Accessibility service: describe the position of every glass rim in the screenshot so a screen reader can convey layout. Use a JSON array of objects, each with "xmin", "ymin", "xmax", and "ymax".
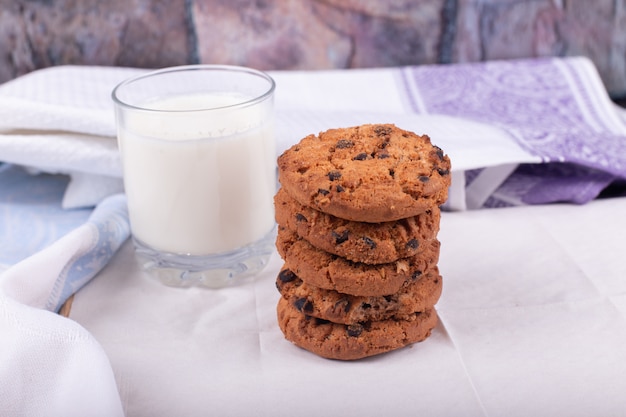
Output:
[{"xmin": 111, "ymin": 64, "xmax": 276, "ymax": 113}]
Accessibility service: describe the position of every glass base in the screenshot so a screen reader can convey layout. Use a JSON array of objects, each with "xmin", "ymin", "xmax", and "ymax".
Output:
[{"xmin": 133, "ymin": 227, "xmax": 276, "ymax": 288}]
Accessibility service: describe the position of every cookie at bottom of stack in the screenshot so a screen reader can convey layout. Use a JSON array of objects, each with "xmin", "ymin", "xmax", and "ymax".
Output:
[{"xmin": 277, "ymin": 297, "xmax": 438, "ymax": 361}]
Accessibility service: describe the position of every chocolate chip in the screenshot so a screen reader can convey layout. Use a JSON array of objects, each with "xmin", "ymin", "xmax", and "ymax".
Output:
[
  {"xmin": 419, "ymin": 176, "xmax": 430, "ymax": 182},
  {"xmin": 438, "ymin": 168, "xmax": 450, "ymax": 176},
  {"xmin": 295, "ymin": 213, "xmax": 307, "ymax": 222},
  {"xmin": 346, "ymin": 324, "xmax": 364, "ymax": 337},
  {"xmin": 314, "ymin": 317, "xmax": 331, "ymax": 325},
  {"xmin": 332, "ymin": 230, "xmax": 350, "ymax": 244},
  {"xmin": 411, "ymin": 271, "xmax": 422, "ymax": 280},
  {"xmin": 361, "ymin": 236, "xmax": 377, "ymax": 249},
  {"xmin": 373, "ymin": 125, "xmax": 392, "ymax": 137},
  {"xmin": 406, "ymin": 239, "xmax": 419, "ymax": 250},
  {"xmin": 361, "ymin": 303, "xmax": 372, "ymax": 310},
  {"xmin": 328, "ymin": 170, "xmax": 342, "ymax": 181},
  {"xmin": 294, "ymin": 297, "xmax": 314, "ymax": 313},
  {"xmin": 353, "ymin": 152, "xmax": 368, "ymax": 161},
  {"xmin": 377, "ymin": 152, "xmax": 390, "ymax": 159},
  {"xmin": 434, "ymin": 146, "xmax": 445, "ymax": 161},
  {"xmin": 318, "ymin": 188, "xmax": 330, "ymax": 196},
  {"xmin": 389, "ymin": 169, "xmax": 395, "ymax": 178},
  {"xmin": 336, "ymin": 139, "xmax": 354, "ymax": 149},
  {"xmin": 334, "ymin": 298, "xmax": 352, "ymax": 313},
  {"xmin": 278, "ymin": 269, "xmax": 297, "ymax": 283},
  {"xmin": 335, "ymin": 185, "xmax": 345, "ymax": 193}
]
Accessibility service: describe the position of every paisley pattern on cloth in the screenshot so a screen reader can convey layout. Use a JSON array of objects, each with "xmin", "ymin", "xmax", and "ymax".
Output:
[{"xmin": 400, "ymin": 56, "xmax": 626, "ymax": 208}]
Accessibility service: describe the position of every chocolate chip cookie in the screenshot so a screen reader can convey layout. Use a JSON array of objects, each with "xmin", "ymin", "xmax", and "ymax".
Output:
[
  {"xmin": 276, "ymin": 265, "xmax": 442, "ymax": 324},
  {"xmin": 277, "ymin": 296, "xmax": 438, "ymax": 360},
  {"xmin": 276, "ymin": 226, "xmax": 440, "ymax": 297},
  {"xmin": 275, "ymin": 187, "xmax": 440, "ymax": 264},
  {"xmin": 277, "ymin": 124, "xmax": 451, "ymax": 222}
]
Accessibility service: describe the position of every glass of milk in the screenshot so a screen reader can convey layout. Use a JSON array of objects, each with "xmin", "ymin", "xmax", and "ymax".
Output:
[{"xmin": 112, "ymin": 65, "xmax": 276, "ymax": 288}]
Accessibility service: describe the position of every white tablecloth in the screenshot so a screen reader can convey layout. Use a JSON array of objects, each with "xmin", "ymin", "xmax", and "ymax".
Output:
[{"xmin": 70, "ymin": 196, "xmax": 626, "ymax": 417}]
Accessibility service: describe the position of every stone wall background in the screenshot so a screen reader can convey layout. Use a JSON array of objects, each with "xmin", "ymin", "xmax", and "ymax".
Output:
[{"xmin": 1, "ymin": 0, "xmax": 625, "ymax": 99}]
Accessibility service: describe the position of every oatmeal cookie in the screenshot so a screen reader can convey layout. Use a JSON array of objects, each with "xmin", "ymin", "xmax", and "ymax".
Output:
[
  {"xmin": 275, "ymin": 226, "xmax": 440, "ymax": 297},
  {"xmin": 275, "ymin": 187, "xmax": 440, "ymax": 264},
  {"xmin": 276, "ymin": 266, "xmax": 442, "ymax": 324},
  {"xmin": 277, "ymin": 124, "xmax": 451, "ymax": 222},
  {"xmin": 277, "ymin": 296, "xmax": 438, "ymax": 360}
]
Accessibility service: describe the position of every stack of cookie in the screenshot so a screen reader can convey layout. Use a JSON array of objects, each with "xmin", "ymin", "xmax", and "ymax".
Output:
[{"xmin": 274, "ymin": 124, "xmax": 451, "ymax": 360}]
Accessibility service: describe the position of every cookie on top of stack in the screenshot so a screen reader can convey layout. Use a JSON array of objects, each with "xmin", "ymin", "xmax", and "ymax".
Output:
[{"xmin": 274, "ymin": 124, "xmax": 451, "ymax": 360}]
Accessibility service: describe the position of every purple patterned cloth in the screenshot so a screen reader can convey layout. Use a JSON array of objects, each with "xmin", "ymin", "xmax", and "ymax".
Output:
[{"xmin": 400, "ymin": 56, "xmax": 626, "ymax": 208}]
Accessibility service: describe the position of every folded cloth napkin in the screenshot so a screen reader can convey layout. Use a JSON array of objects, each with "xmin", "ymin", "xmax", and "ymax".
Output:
[
  {"xmin": 400, "ymin": 57, "xmax": 626, "ymax": 208},
  {"xmin": 0, "ymin": 57, "xmax": 625, "ymax": 210},
  {"xmin": 0, "ymin": 193, "xmax": 129, "ymax": 416},
  {"xmin": 0, "ymin": 65, "xmax": 143, "ymax": 208}
]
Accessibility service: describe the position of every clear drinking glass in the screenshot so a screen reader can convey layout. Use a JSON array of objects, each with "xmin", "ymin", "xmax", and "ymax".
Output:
[{"xmin": 112, "ymin": 65, "xmax": 276, "ymax": 288}]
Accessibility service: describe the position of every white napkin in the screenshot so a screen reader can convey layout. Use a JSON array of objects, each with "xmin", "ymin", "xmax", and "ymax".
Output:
[
  {"xmin": 0, "ymin": 66, "xmax": 143, "ymax": 208},
  {"xmin": 0, "ymin": 194, "xmax": 129, "ymax": 416}
]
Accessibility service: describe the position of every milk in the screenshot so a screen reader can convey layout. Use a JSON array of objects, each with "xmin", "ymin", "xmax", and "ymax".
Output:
[{"xmin": 118, "ymin": 92, "xmax": 276, "ymax": 256}]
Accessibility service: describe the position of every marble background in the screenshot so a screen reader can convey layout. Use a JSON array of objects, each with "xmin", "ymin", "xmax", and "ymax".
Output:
[{"xmin": 1, "ymin": 0, "xmax": 625, "ymax": 99}]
